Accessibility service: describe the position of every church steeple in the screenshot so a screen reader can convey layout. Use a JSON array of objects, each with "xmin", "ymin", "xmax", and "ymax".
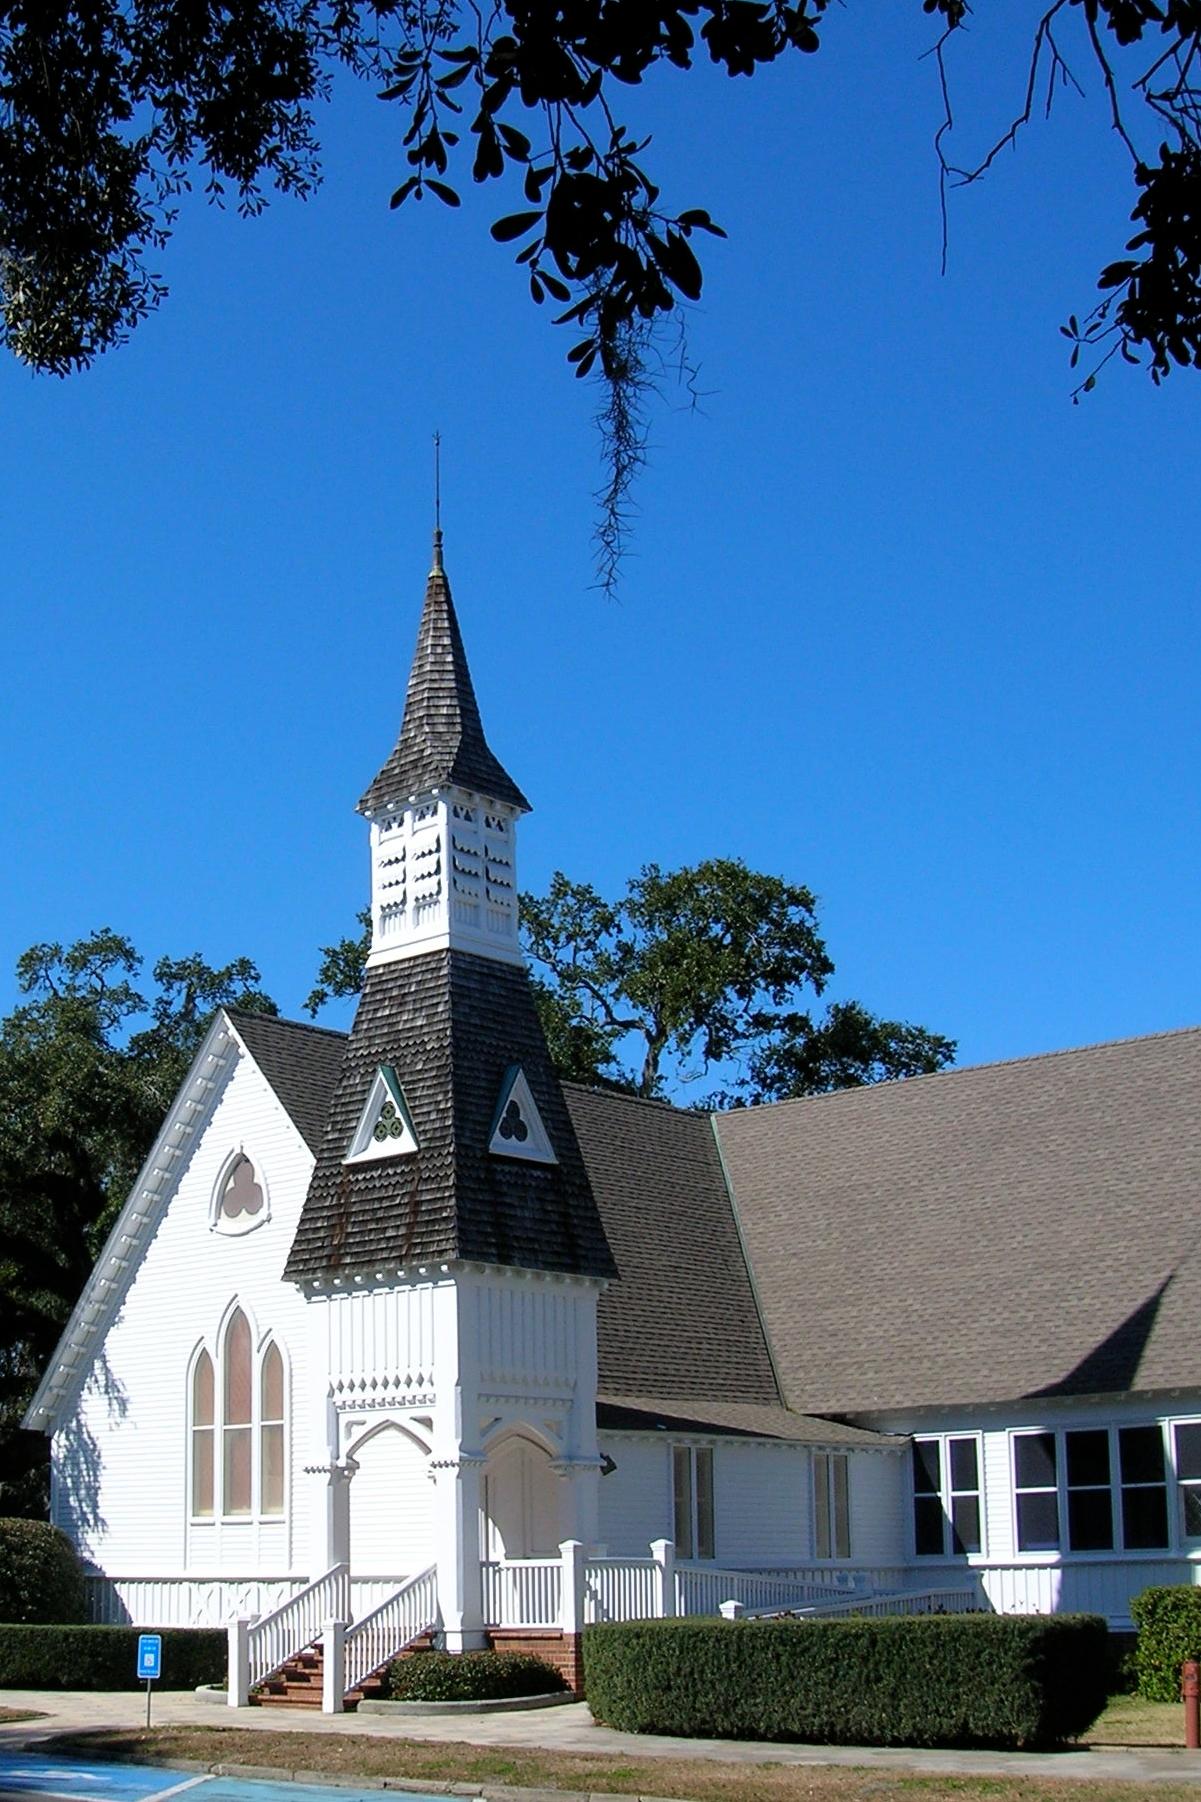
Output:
[
  {"xmin": 359, "ymin": 536, "xmax": 529, "ymax": 818},
  {"xmin": 360, "ymin": 538, "xmax": 529, "ymax": 969}
]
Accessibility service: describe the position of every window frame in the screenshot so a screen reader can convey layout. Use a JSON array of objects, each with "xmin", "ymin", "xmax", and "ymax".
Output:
[
  {"xmin": 1174, "ymin": 1419, "xmax": 1201, "ymax": 1544},
  {"xmin": 188, "ymin": 1307, "xmax": 288, "ymax": 1525},
  {"xmin": 671, "ymin": 1443, "xmax": 716, "ymax": 1562},
  {"xmin": 1009, "ymin": 1422, "xmax": 1177, "ymax": 1558},
  {"xmin": 910, "ymin": 1433, "xmax": 984, "ymax": 1559},
  {"xmin": 814, "ymin": 1450, "xmax": 852, "ymax": 1561}
]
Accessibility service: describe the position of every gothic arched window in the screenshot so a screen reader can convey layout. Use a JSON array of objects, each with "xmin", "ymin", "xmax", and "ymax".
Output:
[
  {"xmin": 189, "ymin": 1311, "xmax": 287, "ymax": 1522},
  {"xmin": 192, "ymin": 1351, "xmax": 215, "ymax": 1518},
  {"xmin": 223, "ymin": 1309, "xmax": 253, "ymax": 1515}
]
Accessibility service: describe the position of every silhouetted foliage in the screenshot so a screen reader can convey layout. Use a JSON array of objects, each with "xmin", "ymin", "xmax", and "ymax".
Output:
[
  {"xmin": 0, "ymin": 932, "xmax": 275, "ymax": 1516},
  {"xmin": 3, "ymin": 4, "xmax": 1199, "ymax": 577}
]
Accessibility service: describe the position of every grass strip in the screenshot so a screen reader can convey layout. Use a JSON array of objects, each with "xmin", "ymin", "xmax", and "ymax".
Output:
[{"xmin": 37, "ymin": 1725, "xmax": 1201, "ymax": 1802}]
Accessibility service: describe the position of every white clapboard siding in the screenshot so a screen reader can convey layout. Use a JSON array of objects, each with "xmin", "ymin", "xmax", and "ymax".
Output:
[
  {"xmin": 52, "ymin": 1045, "xmax": 315, "ymax": 1579},
  {"xmin": 848, "ymin": 1449, "xmax": 907, "ymax": 1565},
  {"xmin": 597, "ymin": 1437, "xmax": 670, "ymax": 1554}
]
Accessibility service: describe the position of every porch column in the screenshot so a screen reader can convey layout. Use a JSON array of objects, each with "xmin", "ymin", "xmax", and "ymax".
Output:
[
  {"xmin": 551, "ymin": 1457, "xmax": 604, "ymax": 1551},
  {"xmin": 430, "ymin": 1453, "xmax": 487, "ymax": 1651},
  {"xmin": 303, "ymin": 1456, "xmax": 357, "ymax": 1574}
]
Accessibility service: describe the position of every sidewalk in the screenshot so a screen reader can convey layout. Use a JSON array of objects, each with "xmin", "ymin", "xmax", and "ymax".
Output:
[{"xmin": 4, "ymin": 1689, "xmax": 1201, "ymax": 1785}]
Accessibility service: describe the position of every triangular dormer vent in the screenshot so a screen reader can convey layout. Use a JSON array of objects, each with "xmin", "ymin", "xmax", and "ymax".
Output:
[
  {"xmin": 344, "ymin": 1066, "xmax": 419, "ymax": 1164},
  {"xmin": 488, "ymin": 1066, "xmax": 557, "ymax": 1166}
]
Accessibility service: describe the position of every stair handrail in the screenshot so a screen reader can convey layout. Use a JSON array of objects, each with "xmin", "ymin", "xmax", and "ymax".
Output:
[
  {"xmin": 245, "ymin": 1562, "xmax": 350, "ymax": 1690},
  {"xmin": 343, "ymin": 1565, "xmax": 438, "ymax": 1696}
]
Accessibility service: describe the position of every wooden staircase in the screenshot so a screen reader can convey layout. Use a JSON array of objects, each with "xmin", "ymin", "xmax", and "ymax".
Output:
[
  {"xmin": 251, "ymin": 1642, "xmax": 388, "ymax": 1711},
  {"xmin": 251, "ymin": 1630, "xmax": 435, "ymax": 1710}
]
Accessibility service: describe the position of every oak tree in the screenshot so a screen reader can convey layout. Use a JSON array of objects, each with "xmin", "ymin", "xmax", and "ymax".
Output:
[{"xmin": 2, "ymin": 3, "xmax": 1199, "ymax": 579}]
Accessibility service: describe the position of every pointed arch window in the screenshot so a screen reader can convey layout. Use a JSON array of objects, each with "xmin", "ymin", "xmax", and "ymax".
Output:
[
  {"xmin": 261, "ymin": 1342, "xmax": 285, "ymax": 1515},
  {"xmin": 189, "ymin": 1310, "xmax": 288, "ymax": 1522},
  {"xmin": 192, "ymin": 1352, "xmax": 215, "ymax": 1518},
  {"xmin": 223, "ymin": 1309, "xmax": 253, "ymax": 1514}
]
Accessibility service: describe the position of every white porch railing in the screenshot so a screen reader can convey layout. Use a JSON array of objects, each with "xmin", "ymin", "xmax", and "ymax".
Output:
[
  {"xmin": 343, "ymin": 1566, "xmax": 438, "ymax": 1697},
  {"xmin": 789, "ymin": 1586, "xmax": 982, "ymax": 1619},
  {"xmin": 228, "ymin": 1562, "xmax": 350, "ymax": 1704},
  {"xmin": 84, "ymin": 1574, "xmax": 308, "ymax": 1627},
  {"xmin": 481, "ymin": 1557, "xmax": 563, "ymax": 1628},
  {"xmin": 584, "ymin": 1556, "xmax": 658, "ymax": 1623},
  {"xmin": 675, "ymin": 1563, "xmax": 854, "ymax": 1617}
]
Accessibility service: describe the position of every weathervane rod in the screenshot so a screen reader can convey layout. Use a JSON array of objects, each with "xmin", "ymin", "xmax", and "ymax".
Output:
[{"xmin": 431, "ymin": 431, "xmax": 444, "ymax": 571}]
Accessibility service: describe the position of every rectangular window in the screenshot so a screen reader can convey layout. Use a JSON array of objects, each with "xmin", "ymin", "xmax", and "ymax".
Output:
[
  {"xmin": 815, "ymin": 1451, "xmax": 851, "ymax": 1559},
  {"xmin": 911, "ymin": 1436, "xmax": 981, "ymax": 1555},
  {"xmin": 1119, "ymin": 1425, "xmax": 1168, "ymax": 1549},
  {"xmin": 1065, "ymin": 1429, "xmax": 1113, "ymax": 1551},
  {"xmin": 1176, "ymin": 1424, "xmax": 1201, "ymax": 1540},
  {"xmin": 672, "ymin": 1446, "xmax": 715, "ymax": 1560},
  {"xmin": 1014, "ymin": 1431, "xmax": 1059, "ymax": 1550}
]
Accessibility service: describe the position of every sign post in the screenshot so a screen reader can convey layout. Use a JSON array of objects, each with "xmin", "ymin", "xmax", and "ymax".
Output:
[{"xmin": 137, "ymin": 1633, "xmax": 162, "ymax": 1730}]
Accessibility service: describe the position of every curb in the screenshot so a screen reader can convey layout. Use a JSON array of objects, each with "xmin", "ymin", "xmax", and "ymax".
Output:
[{"xmin": 357, "ymin": 1695, "xmax": 574, "ymax": 1717}]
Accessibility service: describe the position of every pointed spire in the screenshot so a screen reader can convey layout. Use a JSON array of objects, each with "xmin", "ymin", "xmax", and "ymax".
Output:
[{"xmin": 359, "ymin": 540, "xmax": 530, "ymax": 815}]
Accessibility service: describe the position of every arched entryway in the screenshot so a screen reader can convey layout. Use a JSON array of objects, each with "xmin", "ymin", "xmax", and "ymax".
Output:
[
  {"xmin": 347, "ymin": 1422, "xmax": 435, "ymax": 1578},
  {"xmin": 483, "ymin": 1434, "xmax": 561, "ymax": 1559}
]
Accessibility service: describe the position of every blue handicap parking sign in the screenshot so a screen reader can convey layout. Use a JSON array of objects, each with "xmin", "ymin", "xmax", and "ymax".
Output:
[{"xmin": 136, "ymin": 1634, "xmax": 162, "ymax": 1681}]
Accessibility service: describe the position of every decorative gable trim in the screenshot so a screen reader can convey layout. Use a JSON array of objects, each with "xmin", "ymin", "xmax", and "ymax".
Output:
[
  {"xmin": 22, "ymin": 1011, "xmax": 244, "ymax": 1432},
  {"xmin": 344, "ymin": 1065, "xmax": 419, "ymax": 1163},
  {"xmin": 488, "ymin": 1065, "xmax": 558, "ymax": 1166}
]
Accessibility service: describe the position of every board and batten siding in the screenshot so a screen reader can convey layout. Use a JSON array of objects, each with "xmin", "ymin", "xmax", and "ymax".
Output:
[{"xmin": 50, "ymin": 1045, "xmax": 316, "ymax": 1582}]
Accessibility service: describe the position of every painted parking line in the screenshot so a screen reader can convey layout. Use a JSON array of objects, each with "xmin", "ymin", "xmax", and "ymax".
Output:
[{"xmin": 0, "ymin": 1757, "xmax": 445, "ymax": 1802}]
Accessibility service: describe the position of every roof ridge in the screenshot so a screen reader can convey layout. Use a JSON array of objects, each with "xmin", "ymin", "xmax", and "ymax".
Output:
[
  {"xmin": 560, "ymin": 1080, "xmax": 697, "ymax": 1117},
  {"xmin": 227, "ymin": 1007, "xmax": 349, "ymax": 1043},
  {"xmin": 724, "ymin": 1020, "xmax": 1201, "ymax": 1117}
]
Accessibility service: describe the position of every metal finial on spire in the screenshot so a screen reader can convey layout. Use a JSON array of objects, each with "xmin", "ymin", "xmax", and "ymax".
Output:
[{"xmin": 431, "ymin": 431, "xmax": 444, "ymax": 572}]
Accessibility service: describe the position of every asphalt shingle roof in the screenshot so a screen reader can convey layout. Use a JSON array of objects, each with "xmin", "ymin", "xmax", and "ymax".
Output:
[
  {"xmin": 563, "ymin": 1085, "xmax": 781, "ymax": 1407},
  {"xmin": 284, "ymin": 952, "xmax": 615, "ymax": 1283},
  {"xmin": 359, "ymin": 545, "xmax": 529, "ymax": 815},
  {"xmin": 596, "ymin": 1394, "xmax": 898, "ymax": 1447},
  {"xmin": 229, "ymin": 1011, "xmax": 347, "ymax": 1154},
  {"xmin": 714, "ymin": 1026, "xmax": 1201, "ymax": 1414}
]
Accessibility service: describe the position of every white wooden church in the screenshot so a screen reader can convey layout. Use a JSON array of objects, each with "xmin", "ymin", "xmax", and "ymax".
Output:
[{"xmin": 24, "ymin": 532, "xmax": 1201, "ymax": 1707}]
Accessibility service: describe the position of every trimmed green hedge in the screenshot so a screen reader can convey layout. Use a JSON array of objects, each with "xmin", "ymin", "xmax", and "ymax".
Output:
[
  {"xmin": 0, "ymin": 1521, "xmax": 87, "ymax": 1625},
  {"xmin": 383, "ymin": 1649, "xmax": 566, "ymax": 1701},
  {"xmin": 583, "ymin": 1614, "xmax": 1110, "ymax": 1748},
  {"xmin": 1131, "ymin": 1587, "xmax": 1201, "ymax": 1701},
  {"xmin": 0, "ymin": 1625, "xmax": 225, "ymax": 1690}
]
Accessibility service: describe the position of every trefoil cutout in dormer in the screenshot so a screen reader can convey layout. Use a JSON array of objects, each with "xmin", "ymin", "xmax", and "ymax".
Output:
[
  {"xmin": 488, "ymin": 1066, "xmax": 557, "ymax": 1166},
  {"xmin": 344, "ymin": 1066, "xmax": 419, "ymax": 1164}
]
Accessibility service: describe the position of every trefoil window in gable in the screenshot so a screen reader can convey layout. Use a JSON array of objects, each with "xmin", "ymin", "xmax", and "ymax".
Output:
[
  {"xmin": 210, "ymin": 1151, "xmax": 269, "ymax": 1237},
  {"xmin": 344, "ymin": 1066, "xmax": 419, "ymax": 1164},
  {"xmin": 488, "ymin": 1066, "xmax": 557, "ymax": 1165}
]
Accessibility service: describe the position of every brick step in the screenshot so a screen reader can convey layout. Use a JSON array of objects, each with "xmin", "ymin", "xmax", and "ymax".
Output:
[{"xmin": 250, "ymin": 1644, "xmax": 393, "ymax": 1710}]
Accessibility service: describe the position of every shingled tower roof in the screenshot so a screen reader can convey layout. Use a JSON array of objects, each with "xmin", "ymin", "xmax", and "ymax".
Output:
[
  {"xmin": 286, "ymin": 534, "xmax": 615, "ymax": 1287},
  {"xmin": 358, "ymin": 531, "xmax": 529, "ymax": 815}
]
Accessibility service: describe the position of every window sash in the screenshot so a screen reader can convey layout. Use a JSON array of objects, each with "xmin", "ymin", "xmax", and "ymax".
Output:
[
  {"xmin": 673, "ymin": 1445, "xmax": 715, "ymax": 1562},
  {"xmin": 816, "ymin": 1452, "xmax": 850, "ymax": 1559},
  {"xmin": 1014, "ymin": 1432, "xmax": 1059, "ymax": 1551},
  {"xmin": 1015, "ymin": 1424, "xmax": 1174, "ymax": 1556},
  {"xmin": 912, "ymin": 1436, "xmax": 980, "ymax": 1556}
]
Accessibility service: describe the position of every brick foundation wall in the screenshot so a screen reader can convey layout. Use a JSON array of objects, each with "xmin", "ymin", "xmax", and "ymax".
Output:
[{"xmin": 485, "ymin": 1627, "xmax": 584, "ymax": 1696}]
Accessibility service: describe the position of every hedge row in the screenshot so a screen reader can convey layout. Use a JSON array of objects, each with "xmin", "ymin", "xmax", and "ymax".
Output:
[
  {"xmin": 1131, "ymin": 1587, "xmax": 1201, "ymax": 1701},
  {"xmin": 0, "ymin": 1625, "xmax": 225, "ymax": 1690},
  {"xmin": 383, "ymin": 1649, "xmax": 566, "ymax": 1701},
  {"xmin": 0, "ymin": 1522, "xmax": 87, "ymax": 1625},
  {"xmin": 583, "ymin": 1614, "xmax": 1110, "ymax": 1749}
]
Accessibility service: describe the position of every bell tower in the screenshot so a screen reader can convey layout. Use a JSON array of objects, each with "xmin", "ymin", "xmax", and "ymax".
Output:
[{"xmin": 358, "ymin": 529, "xmax": 530, "ymax": 968}]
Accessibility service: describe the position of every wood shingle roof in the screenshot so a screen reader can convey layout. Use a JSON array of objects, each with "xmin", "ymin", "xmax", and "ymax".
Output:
[{"xmin": 358, "ymin": 543, "xmax": 529, "ymax": 815}]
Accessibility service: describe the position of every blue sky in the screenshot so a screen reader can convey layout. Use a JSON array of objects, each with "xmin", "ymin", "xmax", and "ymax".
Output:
[{"xmin": 1, "ymin": 4, "xmax": 1197, "ymax": 1077}]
